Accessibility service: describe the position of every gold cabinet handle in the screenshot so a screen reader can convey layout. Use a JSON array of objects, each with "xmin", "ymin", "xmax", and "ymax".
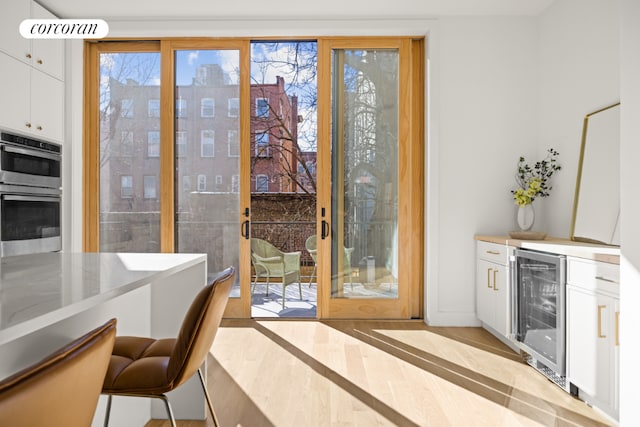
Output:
[
  {"xmin": 36, "ymin": 125, "xmax": 43, "ymax": 131},
  {"xmin": 486, "ymin": 250, "xmax": 500, "ymax": 255},
  {"xmin": 493, "ymin": 269, "xmax": 499, "ymax": 291},
  {"xmin": 26, "ymin": 53, "xmax": 32, "ymax": 59},
  {"xmin": 597, "ymin": 305, "xmax": 607, "ymax": 338},
  {"xmin": 487, "ymin": 268, "xmax": 493, "ymax": 288},
  {"xmin": 25, "ymin": 122, "xmax": 32, "ymax": 128},
  {"xmin": 595, "ymin": 275, "xmax": 619, "ymax": 284},
  {"xmin": 37, "ymin": 59, "xmax": 43, "ymax": 64},
  {"xmin": 615, "ymin": 311, "xmax": 619, "ymax": 346}
]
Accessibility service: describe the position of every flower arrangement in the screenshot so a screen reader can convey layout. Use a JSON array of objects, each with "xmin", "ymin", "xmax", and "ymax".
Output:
[{"xmin": 511, "ymin": 148, "xmax": 561, "ymax": 207}]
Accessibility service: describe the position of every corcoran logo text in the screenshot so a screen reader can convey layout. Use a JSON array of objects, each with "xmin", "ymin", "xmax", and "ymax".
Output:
[{"xmin": 19, "ymin": 19, "xmax": 109, "ymax": 39}]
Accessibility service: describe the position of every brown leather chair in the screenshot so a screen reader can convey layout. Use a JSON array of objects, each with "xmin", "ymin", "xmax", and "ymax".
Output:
[
  {"xmin": 102, "ymin": 266, "xmax": 235, "ymax": 427},
  {"xmin": 0, "ymin": 318, "xmax": 117, "ymax": 427}
]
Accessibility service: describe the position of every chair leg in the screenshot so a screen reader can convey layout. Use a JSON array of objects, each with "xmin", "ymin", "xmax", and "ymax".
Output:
[
  {"xmin": 158, "ymin": 394, "xmax": 178, "ymax": 427},
  {"xmin": 198, "ymin": 368, "xmax": 220, "ymax": 427},
  {"xmin": 103, "ymin": 395, "xmax": 112, "ymax": 427},
  {"xmin": 308, "ymin": 265, "xmax": 316, "ymax": 287}
]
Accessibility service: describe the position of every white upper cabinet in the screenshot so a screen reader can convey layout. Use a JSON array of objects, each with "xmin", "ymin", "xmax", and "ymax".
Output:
[{"xmin": 0, "ymin": 0, "xmax": 64, "ymax": 81}]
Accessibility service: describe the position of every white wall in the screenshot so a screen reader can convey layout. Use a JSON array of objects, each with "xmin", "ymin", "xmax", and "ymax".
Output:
[
  {"xmin": 427, "ymin": 16, "xmax": 537, "ymax": 325},
  {"xmin": 537, "ymin": 0, "xmax": 620, "ymax": 237},
  {"xmin": 619, "ymin": 0, "xmax": 640, "ymax": 424}
]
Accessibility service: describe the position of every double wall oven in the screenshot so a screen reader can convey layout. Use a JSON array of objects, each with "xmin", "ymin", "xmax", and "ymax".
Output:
[
  {"xmin": 0, "ymin": 132, "xmax": 61, "ymax": 257},
  {"xmin": 510, "ymin": 248, "xmax": 568, "ymax": 391}
]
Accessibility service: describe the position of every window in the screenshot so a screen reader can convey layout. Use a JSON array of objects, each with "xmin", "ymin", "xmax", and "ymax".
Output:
[
  {"xmin": 176, "ymin": 98, "xmax": 187, "ymax": 117},
  {"xmin": 255, "ymin": 132, "xmax": 269, "ymax": 157},
  {"xmin": 121, "ymin": 175, "xmax": 133, "ymax": 198},
  {"xmin": 120, "ymin": 131, "xmax": 133, "ymax": 157},
  {"xmin": 121, "ymin": 99, "xmax": 134, "ymax": 118},
  {"xmin": 201, "ymin": 130, "xmax": 215, "ymax": 157},
  {"xmin": 143, "ymin": 175, "xmax": 157, "ymax": 199},
  {"xmin": 147, "ymin": 131, "xmax": 160, "ymax": 157},
  {"xmin": 215, "ymin": 175, "xmax": 222, "ymax": 185},
  {"xmin": 183, "ymin": 175, "xmax": 191, "ymax": 192},
  {"xmin": 231, "ymin": 175, "xmax": 239, "ymax": 193},
  {"xmin": 228, "ymin": 130, "xmax": 239, "ymax": 157},
  {"xmin": 201, "ymin": 98, "xmax": 214, "ymax": 117},
  {"xmin": 228, "ymin": 98, "xmax": 239, "ymax": 117},
  {"xmin": 148, "ymin": 99, "xmax": 160, "ymax": 117},
  {"xmin": 256, "ymin": 174, "xmax": 269, "ymax": 192},
  {"xmin": 256, "ymin": 98, "xmax": 269, "ymax": 118},
  {"xmin": 197, "ymin": 174, "xmax": 206, "ymax": 192},
  {"xmin": 176, "ymin": 131, "xmax": 187, "ymax": 157}
]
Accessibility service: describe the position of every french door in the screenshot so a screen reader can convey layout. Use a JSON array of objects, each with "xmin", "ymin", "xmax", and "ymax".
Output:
[
  {"xmin": 316, "ymin": 38, "xmax": 423, "ymax": 318},
  {"xmin": 84, "ymin": 37, "xmax": 423, "ymax": 319}
]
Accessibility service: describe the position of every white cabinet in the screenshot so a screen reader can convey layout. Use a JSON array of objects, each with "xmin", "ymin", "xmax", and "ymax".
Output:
[
  {"xmin": 476, "ymin": 241, "xmax": 511, "ymax": 337},
  {"xmin": 0, "ymin": 0, "xmax": 64, "ymax": 142},
  {"xmin": 0, "ymin": 53, "xmax": 64, "ymax": 142},
  {"xmin": 0, "ymin": 0, "xmax": 64, "ymax": 80},
  {"xmin": 567, "ymin": 257, "xmax": 619, "ymax": 421}
]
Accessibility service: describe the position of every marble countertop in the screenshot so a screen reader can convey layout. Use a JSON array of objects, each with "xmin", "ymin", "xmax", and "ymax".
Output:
[
  {"xmin": 475, "ymin": 235, "xmax": 620, "ymax": 264},
  {"xmin": 0, "ymin": 252, "xmax": 206, "ymax": 345}
]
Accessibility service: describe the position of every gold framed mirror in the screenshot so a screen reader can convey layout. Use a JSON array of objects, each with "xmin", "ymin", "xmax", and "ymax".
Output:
[{"xmin": 570, "ymin": 102, "xmax": 620, "ymax": 245}]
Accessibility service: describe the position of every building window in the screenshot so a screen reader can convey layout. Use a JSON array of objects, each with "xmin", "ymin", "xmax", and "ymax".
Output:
[
  {"xmin": 256, "ymin": 98, "xmax": 269, "ymax": 118},
  {"xmin": 183, "ymin": 175, "xmax": 191, "ymax": 192},
  {"xmin": 215, "ymin": 175, "xmax": 222, "ymax": 185},
  {"xmin": 143, "ymin": 175, "xmax": 157, "ymax": 199},
  {"xmin": 228, "ymin": 98, "xmax": 239, "ymax": 117},
  {"xmin": 176, "ymin": 98, "xmax": 187, "ymax": 118},
  {"xmin": 256, "ymin": 174, "xmax": 269, "ymax": 192},
  {"xmin": 147, "ymin": 131, "xmax": 160, "ymax": 157},
  {"xmin": 255, "ymin": 132, "xmax": 269, "ymax": 157},
  {"xmin": 201, "ymin": 130, "xmax": 215, "ymax": 157},
  {"xmin": 176, "ymin": 131, "xmax": 187, "ymax": 157},
  {"xmin": 120, "ymin": 131, "xmax": 133, "ymax": 157},
  {"xmin": 148, "ymin": 99, "xmax": 160, "ymax": 118},
  {"xmin": 228, "ymin": 130, "xmax": 239, "ymax": 157},
  {"xmin": 121, "ymin": 99, "xmax": 134, "ymax": 118},
  {"xmin": 201, "ymin": 98, "xmax": 215, "ymax": 118},
  {"xmin": 231, "ymin": 175, "xmax": 239, "ymax": 193},
  {"xmin": 121, "ymin": 175, "xmax": 133, "ymax": 198},
  {"xmin": 197, "ymin": 174, "xmax": 206, "ymax": 192}
]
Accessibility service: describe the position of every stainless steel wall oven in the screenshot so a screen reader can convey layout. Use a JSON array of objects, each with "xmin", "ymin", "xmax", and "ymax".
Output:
[
  {"xmin": 511, "ymin": 248, "xmax": 568, "ymax": 390},
  {"xmin": 0, "ymin": 132, "xmax": 61, "ymax": 257}
]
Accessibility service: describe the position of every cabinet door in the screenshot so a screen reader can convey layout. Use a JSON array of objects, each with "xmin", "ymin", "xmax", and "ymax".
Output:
[
  {"xmin": 492, "ymin": 264, "xmax": 509, "ymax": 336},
  {"xmin": 476, "ymin": 259, "xmax": 495, "ymax": 326},
  {"xmin": 0, "ymin": 54, "xmax": 30, "ymax": 135},
  {"xmin": 567, "ymin": 285, "xmax": 612, "ymax": 405},
  {"xmin": 0, "ymin": 0, "xmax": 30, "ymax": 63},
  {"xmin": 30, "ymin": 69, "xmax": 64, "ymax": 142},
  {"xmin": 31, "ymin": 2, "xmax": 64, "ymax": 80}
]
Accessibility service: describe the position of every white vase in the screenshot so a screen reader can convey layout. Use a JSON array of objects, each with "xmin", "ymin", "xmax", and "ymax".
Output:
[{"xmin": 517, "ymin": 204, "xmax": 535, "ymax": 231}]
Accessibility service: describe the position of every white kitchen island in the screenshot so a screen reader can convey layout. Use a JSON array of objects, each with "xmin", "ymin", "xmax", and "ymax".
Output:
[{"xmin": 0, "ymin": 251, "xmax": 209, "ymax": 426}]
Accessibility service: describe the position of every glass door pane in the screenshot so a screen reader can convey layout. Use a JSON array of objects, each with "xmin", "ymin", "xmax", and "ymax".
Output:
[
  {"xmin": 98, "ymin": 51, "xmax": 161, "ymax": 252},
  {"xmin": 174, "ymin": 49, "xmax": 241, "ymax": 291},
  {"xmin": 331, "ymin": 48, "xmax": 399, "ymax": 299}
]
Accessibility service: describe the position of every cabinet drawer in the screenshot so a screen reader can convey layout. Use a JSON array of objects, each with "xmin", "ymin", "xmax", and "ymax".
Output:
[
  {"xmin": 477, "ymin": 241, "xmax": 510, "ymax": 265},
  {"xmin": 567, "ymin": 257, "xmax": 619, "ymax": 296}
]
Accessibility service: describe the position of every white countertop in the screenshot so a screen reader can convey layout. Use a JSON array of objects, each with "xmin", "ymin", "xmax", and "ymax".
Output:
[{"xmin": 0, "ymin": 252, "xmax": 206, "ymax": 345}]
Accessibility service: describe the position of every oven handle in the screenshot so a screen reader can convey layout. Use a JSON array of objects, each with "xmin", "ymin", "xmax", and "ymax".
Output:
[
  {"xmin": 1, "ymin": 144, "xmax": 61, "ymax": 162},
  {"xmin": 509, "ymin": 254, "xmax": 518, "ymax": 341},
  {"xmin": 1, "ymin": 194, "xmax": 60, "ymax": 202}
]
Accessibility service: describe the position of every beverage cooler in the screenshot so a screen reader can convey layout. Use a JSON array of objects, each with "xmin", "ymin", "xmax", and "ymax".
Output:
[{"xmin": 510, "ymin": 248, "xmax": 568, "ymax": 390}]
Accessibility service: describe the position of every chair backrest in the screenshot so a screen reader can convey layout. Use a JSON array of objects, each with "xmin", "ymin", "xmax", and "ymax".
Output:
[
  {"xmin": 0, "ymin": 318, "xmax": 117, "ymax": 427},
  {"xmin": 305, "ymin": 235, "xmax": 317, "ymax": 252},
  {"xmin": 251, "ymin": 238, "xmax": 282, "ymax": 258},
  {"xmin": 168, "ymin": 266, "xmax": 235, "ymax": 388}
]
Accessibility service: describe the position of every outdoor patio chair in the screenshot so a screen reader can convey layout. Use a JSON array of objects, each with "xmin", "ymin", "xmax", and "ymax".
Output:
[
  {"xmin": 305, "ymin": 235, "xmax": 354, "ymax": 289},
  {"xmin": 251, "ymin": 238, "xmax": 302, "ymax": 309}
]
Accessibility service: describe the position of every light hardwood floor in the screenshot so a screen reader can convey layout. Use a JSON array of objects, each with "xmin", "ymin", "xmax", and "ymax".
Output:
[{"xmin": 145, "ymin": 320, "xmax": 614, "ymax": 427}]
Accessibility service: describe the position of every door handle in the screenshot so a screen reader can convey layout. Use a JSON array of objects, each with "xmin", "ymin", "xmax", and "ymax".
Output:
[
  {"xmin": 597, "ymin": 305, "xmax": 607, "ymax": 338},
  {"xmin": 321, "ymin": 220, "xmax": 329, "ymax": 240},
  {"xmin": 487, "ymin": 268, "xmax": 493, "ymax": 288},
  {"xmin": 241, "ymin": 207, "xmax": 250, "ymax": 240},
  {"xmin": 493, "ymin": 269, "xmax": 499, "ymax": 291}
]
